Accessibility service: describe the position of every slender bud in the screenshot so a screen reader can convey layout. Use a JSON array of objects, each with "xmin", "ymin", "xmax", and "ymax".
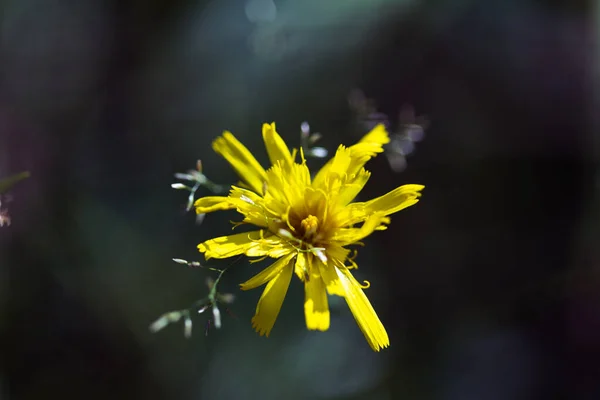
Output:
[
  {"xmin": 171, "ymin": 183, "xmax": 189, "ymax": 190},
  {"xmin": 212, "ymin": 305, "xmax": 222, "ymax": 329},
  {"xmin": 184, "ymin": 316, "xmax": 193, "ymax": 338}
]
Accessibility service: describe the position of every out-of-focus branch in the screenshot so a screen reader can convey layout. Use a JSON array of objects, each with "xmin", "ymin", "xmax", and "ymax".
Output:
[{"xmin": 149, "ymin": 259, "xmax": 235, "ymax": 338}]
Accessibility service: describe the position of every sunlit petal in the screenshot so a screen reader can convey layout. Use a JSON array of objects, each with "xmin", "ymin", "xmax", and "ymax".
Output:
[
  {"xmin": 229, "ymin": 186, "xmax": 273, "ymax": 228},
  {"xmin": 332, "ymin": 213, "xmax": 390, "ymax": 245},
  {"xmin": 363, "ymin": 184, "xmax": 424, "ymax": 216},
  {"xmin": 312, "ymin": 145, "xmax": 352, "ymax": 190},
  {"xmin": 337, "ymin": 168, "xmax": 371, "ymax": 206},
  {"xmin": 336, "ymin": 266, "xmax": 389, "ymax": 351},
  {"xmin": 262, "ymin": 122, "xmax": 293, "ymax": 167},
  {"xmin": 213, "ymin": 131, "xmax": 267, "ymax": 194},
  {"xmin": 346, "ymin": 124, "xmax": 390, "ymax": 175},
  {"xmin": 240, "ymin": 253, "xmax": 296, "ymax": 290},
  {"xmin": 358, "ymin": 123, "xmax": 390, "ymax": 146},
  {"xmin": 198, "ymin": 230, "xmax": 264, "ymax": 260},
  {"xmin": 336, "ymin": 184, "xmax": 424, "ymax": 227}
]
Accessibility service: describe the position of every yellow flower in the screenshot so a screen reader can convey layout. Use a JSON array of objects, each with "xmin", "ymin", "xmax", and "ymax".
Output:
[{"xmin": 195, "ymin": 122, "xmax": 424, "ymax": 351}]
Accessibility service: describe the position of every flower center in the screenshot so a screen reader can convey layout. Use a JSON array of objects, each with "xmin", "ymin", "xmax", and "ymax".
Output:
[{"xmin": 300, "ymin": 215, "xmax": 319, "ymax": 241}]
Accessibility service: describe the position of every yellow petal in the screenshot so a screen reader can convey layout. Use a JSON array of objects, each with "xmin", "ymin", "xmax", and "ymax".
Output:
[
  {"xmin": 251, "ymin": 260, "xmax": 294, "ymax": 336},
  {"xmin": 316, "ymin": 256, "xmax": 345, "ymax": 297},
  {"xmin": 363, "ymin": 184, "xmax": 424, "ymax": 216},
  {"xmin": 194, "ymin": 196, "xmax": 234, "ymax": 214},
  {"xmin": 289, "ymin": 160, "xmax": 311, "ymax": 188},
  {"xmin": 244, "ymin": 235, "xmax": 292, "ymax": 258},
  {"xmin": 263, "ymin": 162, "xmax": 293, "ymax": 205},
  {"xmin": 346, "ymin": 124, "xmax": 390, "ymax": 176},
  {"xmin": 304, "ymin": 264, "xmax": 330, "ymax": 331},
  {"xmin": 358, "ymin": 123, "xmax": 390, "ymax": 146},
  {"xmin": 229, "ymin": 186, "xmax": 272, "ymax": 228},
  {"xmin": 198, "ymin": 230, "xmax": 264, "ymax": 260},
  {"xmin": 334, "ymin": 203, "xmax": 368, "ymax": 227},
  {"xmin": 262, "ymin": 122, "xmax": 293, "ymax": 167},
  {"xmin": 213, "ymin": 131, "xmax": 267, "ymax": 194},
  {"xmin": 294, "ymin": 252, "xmax": 308, "ymax": 281},
  {"xmin": 337, "ymin": 168, "xmax": 371, "ymax": 206},
  {"xmin": 336, "ymin": 184, "xmax": 424, "ymax": 227},
  {"xmin": 336, "ymin": 266, "xmax": 389, "ymax": 351},
  {"xmin": 240, "ymin": 253, "xmax": 296, "ymax": 290},
  {"xmin": 312, "ymin": 124, "xmax": 388, "ymax": 190},
  {"xmin": 311, "ymin": 145, "xmax": 351, "ymax": 190},
  {"xmin": 332, "ymin": 213, "xmax": 390, "ymax": 245}
]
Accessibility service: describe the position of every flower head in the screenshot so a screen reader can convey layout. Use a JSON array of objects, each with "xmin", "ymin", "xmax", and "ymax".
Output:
[{"xmin": 194, "ymin": 122, "xmax": 424, "ymax": 351}]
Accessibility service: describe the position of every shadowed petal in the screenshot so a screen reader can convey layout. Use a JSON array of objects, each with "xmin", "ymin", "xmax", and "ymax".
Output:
[
  {"xmin": 194, "ymin": 196, "xmax": 234, "ymax": 214},
  {"xmin": 317, "ymin": 257, "xmax": 346, "ymax": 297},
  {"xmin": 251, "ymin": 258, "xmax": 294, "ymax": 336}
]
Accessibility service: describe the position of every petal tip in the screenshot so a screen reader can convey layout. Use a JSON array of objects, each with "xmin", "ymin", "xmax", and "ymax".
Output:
[
  {"xmin": 372, "ymin": 341, "xmax": 390, "ymax": 352},
  {"xmin": 251, "ymin": 318, "xmax": 272, "ymax": 337}
]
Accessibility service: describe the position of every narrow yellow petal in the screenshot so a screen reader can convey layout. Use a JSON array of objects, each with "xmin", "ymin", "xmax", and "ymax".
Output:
[
  {"xmin": 304, "ymin": 264, "xmax": 330, "ymax": 331},
  {"xmin": 229, "ymin": 186, "xmax": 272, "ymax": 228},
  {"xmin": 312, "ymin": 124, "xmax": 388, "ymax": 190},
  {"xmin": 294, "ymin": 252, "xmax": 308, "ymax": 281},
  {"xmin": 332, "ymin": 213, "xmax": 390, "ymax": 245},
  {"xmin": 346, "ymin": 124, "xmax": 390, "ymax": 176},
  {"xmin": 312, "ymin": 145, "xmax": 351, "ymax": 190},
  {"xmin": 244, "ymin": 235, "xmax": 292, "ymax": 258},
  {"xmin": 316, "ymin": 257, "xmax": 346, "ymax": 297},
  {"xmin": 335, "ymin": 266, "xmax": 389, "ymax": 351},
  {"xmin": 289, "ymin": 161, "xmax": 311, "ymax": 188},
  {"xmin": 213, "ymin": 131, "xmax": 267, "ymax": 194},
  {"xmin": 363, "ymin": 184, "xmax": 424, "ymax": 216},
  {"xmin": 334, "ymin": 203, "xmax": 369, "ymax": 227},
  {"xmin": 240, "ymin": 253, "xmax": 295, "ymax": 290},
  {"xmin": 337, "ymin": 168, "xmax": 371, "ymax": 206},
  {"xmin": 194, "ymin": 196, "xmax": 234, "ymax": 214},
  {"xmin": 198, "ymin": 230, "xmax": 264, "ymax": 260},
  {"xmin": 251, "ymin": 260, "xmax": 294, "ymax": 337},
  {"xmin": 358, "ymin": 123, "xmax": 390, "ymax": 146},
  {"xmin": 327, "ymin": 146, "xmax": 353, "ymax": 178},
  {"xmin": 336, "ymin": 184, "xmax": 424, "ymax": 227},
  {"xmin": 262, "ymin": 122, "xmax": 293, "ymax": 167},
  {"xmin": 263, "ymin": 162, "xmax": 293, "ymax": 205}
]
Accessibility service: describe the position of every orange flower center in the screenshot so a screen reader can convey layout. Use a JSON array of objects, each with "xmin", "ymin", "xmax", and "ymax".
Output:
[{"xmin": 300, "ymin": 215, "xmax": 319, "ymax": 241}]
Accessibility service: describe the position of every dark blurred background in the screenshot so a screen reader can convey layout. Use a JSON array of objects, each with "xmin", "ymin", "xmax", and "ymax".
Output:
[{"xmin": 1, "ymin": 0, "xmax": 598, "ymax": 399}]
